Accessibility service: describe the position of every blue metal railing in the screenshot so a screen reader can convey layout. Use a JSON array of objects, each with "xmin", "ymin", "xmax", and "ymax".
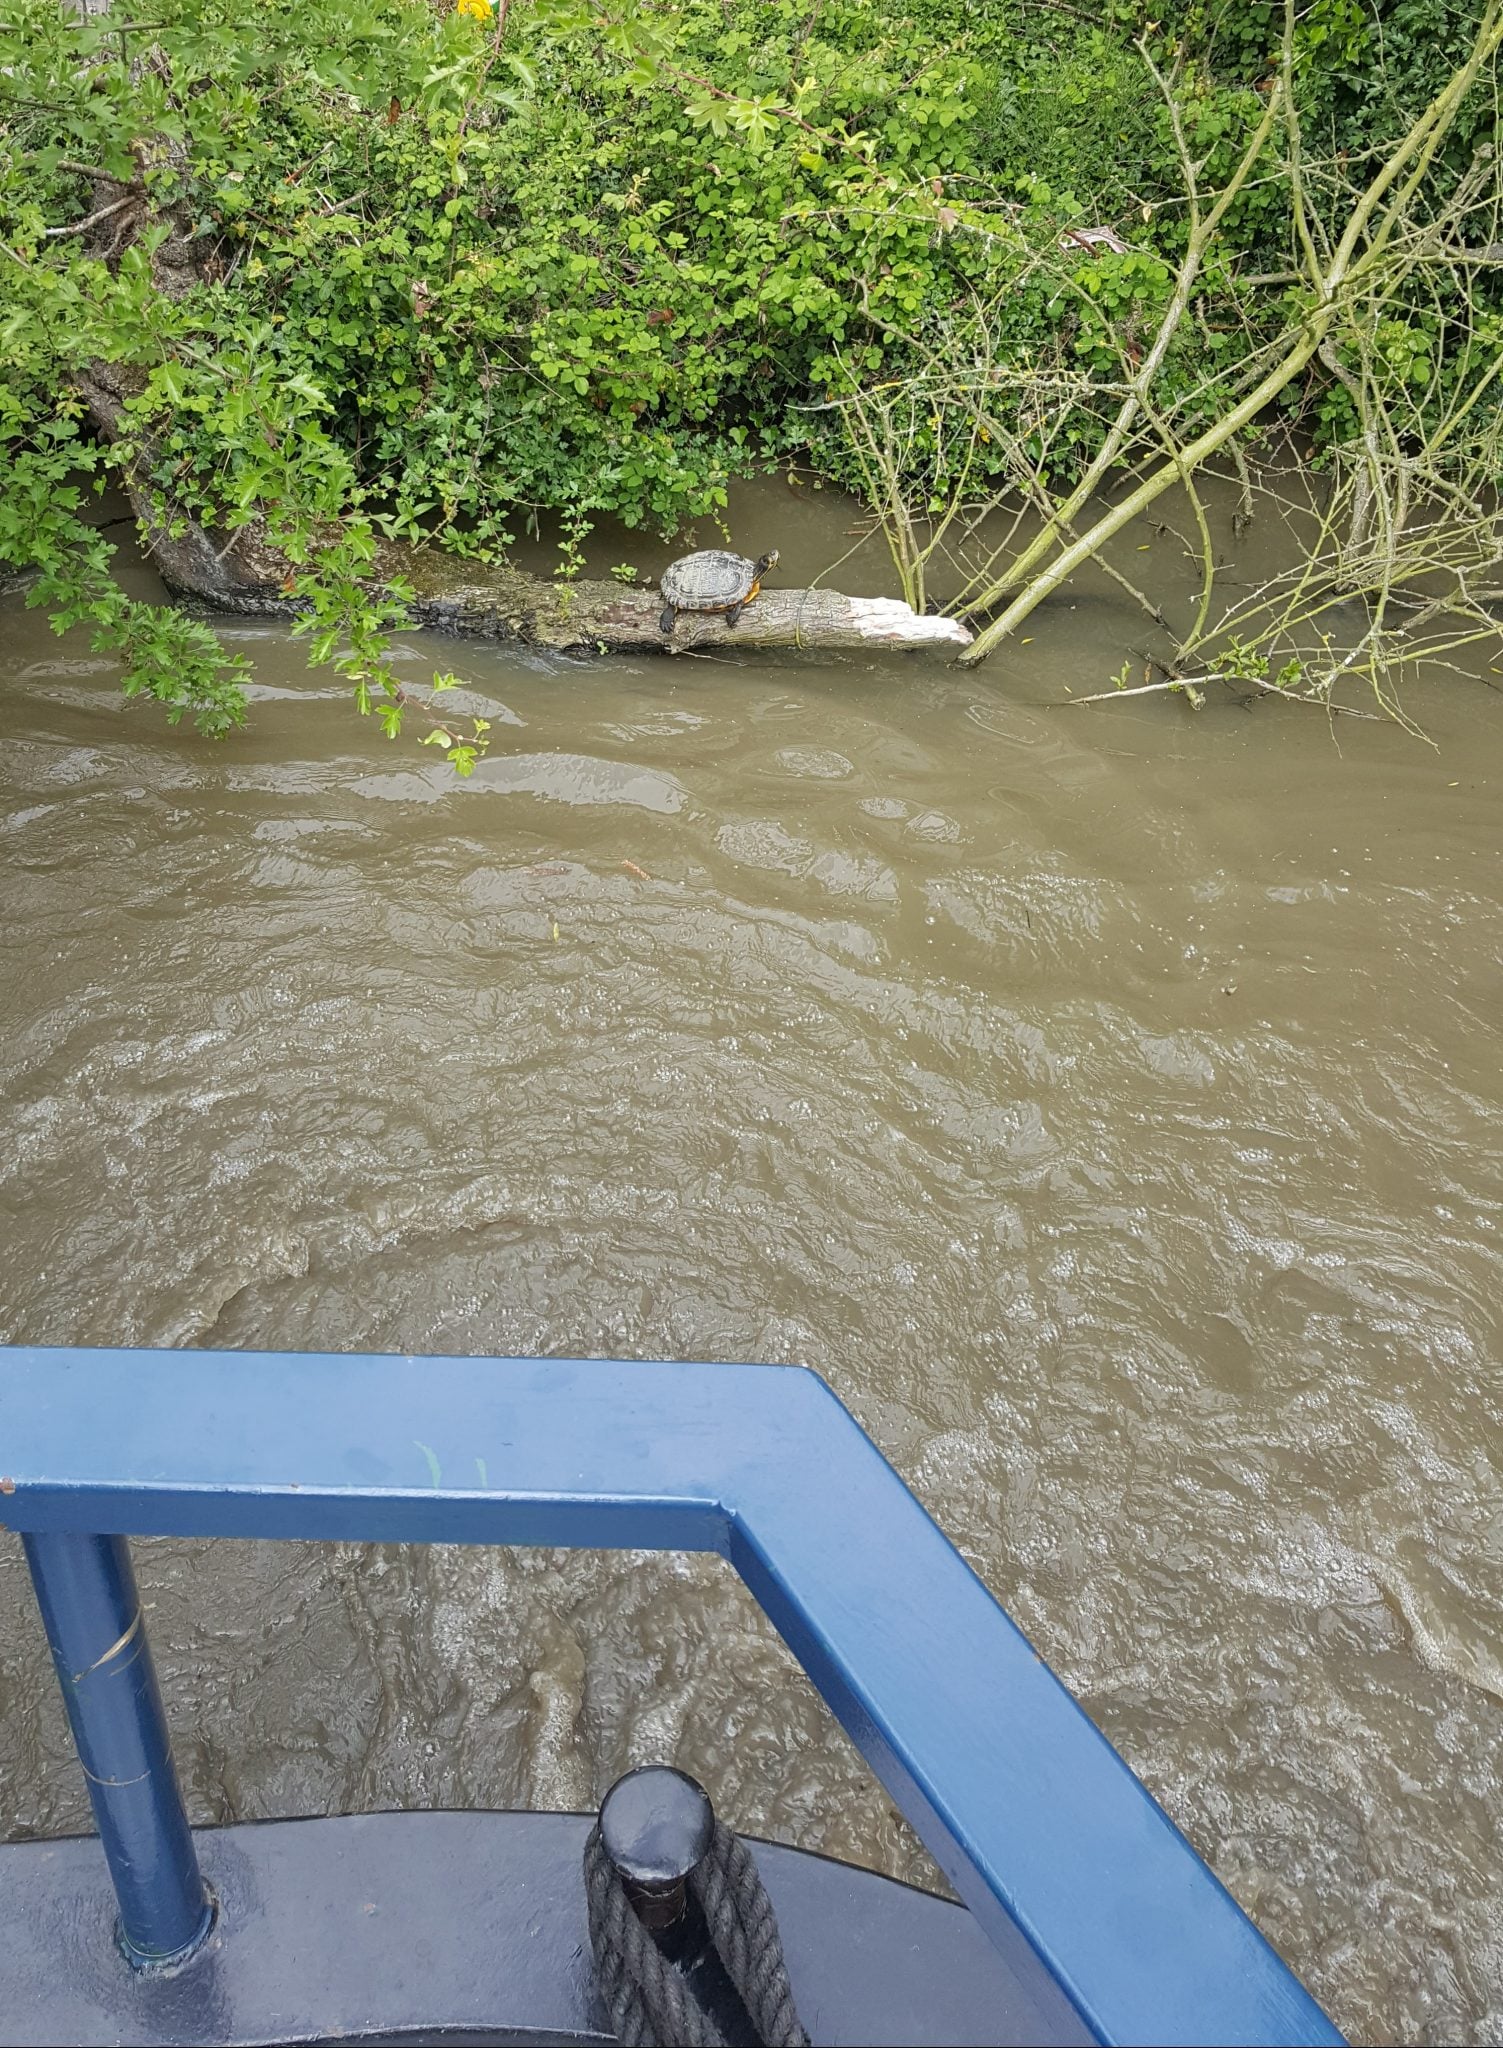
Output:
[{"xmin": 0, "ymin": 1345, "xmax": 1343, "ymax": 2045}]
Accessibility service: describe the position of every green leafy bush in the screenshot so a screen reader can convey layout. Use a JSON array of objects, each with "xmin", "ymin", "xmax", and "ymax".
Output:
[{"xmin": 1, "ymin": 0, "xmax": 1497, "ymax": 727}]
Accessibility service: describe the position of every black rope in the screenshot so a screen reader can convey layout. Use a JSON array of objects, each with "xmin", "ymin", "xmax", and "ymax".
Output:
[{"xmin": 584, "ymin": 1819, "xmax": 810, "ymax": 2048}]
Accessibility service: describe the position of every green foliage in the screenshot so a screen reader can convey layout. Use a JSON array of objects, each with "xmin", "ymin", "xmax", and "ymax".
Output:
[
  {"xmin": 0, "ymin": 405, "xmax": 249, "ymax": 737},
  {"xmin": 0, "ymin": 0, "xmax": 1498, "ymax": 730},
  {"xmin": 1169, "ymin": 0, "xmax": 1495, "ymax": 164},
  {"xmin": 175, "ymin": 0, "xmax": 1010, "ymax": 541}
]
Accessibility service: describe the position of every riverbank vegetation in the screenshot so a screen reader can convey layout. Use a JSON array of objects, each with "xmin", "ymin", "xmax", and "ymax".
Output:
[{"xmin": 2, "ymin": 0, "xmax": 1499, "ymax": 739}]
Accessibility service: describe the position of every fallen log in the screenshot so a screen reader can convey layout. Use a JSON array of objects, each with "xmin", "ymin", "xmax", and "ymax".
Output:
[
  {"xmin": 78, "ymin": 366, "xmax": 969, "ymax": 657},
  {"xmin": 111, "ymin": 476, "xmax": 971, "ymax": 655},
  {"xmin": 135, "ymin": 511, "xmax": 970, "ymax": 655},
  {"xmin": 380, "ymin": 543, "xmax": 973, "ymax": 654}
]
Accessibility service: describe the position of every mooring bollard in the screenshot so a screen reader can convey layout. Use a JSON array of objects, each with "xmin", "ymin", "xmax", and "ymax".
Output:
[
  {"xmin": 598, "ymin": 1763, "xmax": 717, "ymax": 1930},
  {"xmin": 22, "ymin": 1530, "xmax": 212, "ymax": 1968},
  {"xmin": 591, "ymin": 1765, "xmax": 798, "ymax": 2047}
]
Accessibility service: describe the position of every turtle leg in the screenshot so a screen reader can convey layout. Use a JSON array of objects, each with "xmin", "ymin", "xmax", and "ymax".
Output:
[
  {"xmin": 725, "ymin": 601, "xmax": 744, "ymax": 628},
  {"xmin": 659, "ymin": 604, "xmax": 676, "ymax": 637}
]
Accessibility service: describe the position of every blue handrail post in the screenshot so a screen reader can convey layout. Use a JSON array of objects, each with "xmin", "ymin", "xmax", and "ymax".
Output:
[{"xmin": 21, "ymin": 1531, "xmax": 213, "ymax": 1969}]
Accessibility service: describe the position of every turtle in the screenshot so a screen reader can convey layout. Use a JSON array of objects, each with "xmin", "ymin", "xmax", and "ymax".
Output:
[{"xmin": 658, "ymin": 548, "xmax": 779, "ymax": 637}]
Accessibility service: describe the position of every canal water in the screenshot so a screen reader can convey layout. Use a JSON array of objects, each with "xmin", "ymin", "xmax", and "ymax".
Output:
[{"xmin": 1, "ymin": 500, "xmax": 1499, "ymax": 2044}]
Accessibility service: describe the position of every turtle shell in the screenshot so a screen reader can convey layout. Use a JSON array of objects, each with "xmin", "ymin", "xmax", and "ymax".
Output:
[{"xmin": 659, "ymin": 549, "xmax": 756, "ymax": 612}]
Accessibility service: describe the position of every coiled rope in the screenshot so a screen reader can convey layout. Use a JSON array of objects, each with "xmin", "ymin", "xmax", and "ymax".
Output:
[{"xmin": 584, "ymin": 1816, "xmax": 809, "ymax": 2048}]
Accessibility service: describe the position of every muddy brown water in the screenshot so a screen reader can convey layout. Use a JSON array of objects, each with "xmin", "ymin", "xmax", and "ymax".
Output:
[{"xmin": 1, "ymin": 492, "xmax": 1500, "ymax": 2045}]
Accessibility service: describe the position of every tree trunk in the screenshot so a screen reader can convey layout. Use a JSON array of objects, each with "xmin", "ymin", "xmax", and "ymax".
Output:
[
  {"xmin": 371, "ymin": 542, "xmax": 974, "ymax": 653},
  {"xmin": 78, "ymin": 366, "xmax": 969, "ymax": 656}
]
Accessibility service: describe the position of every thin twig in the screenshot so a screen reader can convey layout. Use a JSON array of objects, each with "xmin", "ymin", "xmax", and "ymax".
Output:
[
  {"xmin": 1069, "ymin": 678, "xmax": 1213, "ymax": 703},
  {"xmin": 45, "ymin": 193, "xmax": 137, "ymax": 237}
]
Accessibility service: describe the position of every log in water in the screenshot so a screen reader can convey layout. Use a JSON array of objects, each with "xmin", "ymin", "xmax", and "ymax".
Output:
[{"xmin": 74, "ymin": 365, "xmax": 970, "ymax": 656}]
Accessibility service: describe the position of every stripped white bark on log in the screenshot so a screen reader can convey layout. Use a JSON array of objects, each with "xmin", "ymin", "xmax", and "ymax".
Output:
[{"xmin": 840, "ymin": 597, "xmax": 974, "ymax": 646}]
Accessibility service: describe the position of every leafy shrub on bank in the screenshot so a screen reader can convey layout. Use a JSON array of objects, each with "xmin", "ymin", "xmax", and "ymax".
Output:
[
  {"xmin": 0, "ymin": 0, "xmax": 1496, "ymax": 729},
  {"xmin": 2, "ymin": 0, "xmax": 1311, "ymax": 546}
]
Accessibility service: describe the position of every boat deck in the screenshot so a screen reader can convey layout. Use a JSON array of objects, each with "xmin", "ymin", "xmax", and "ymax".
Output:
[{"xmin": 0, "ymin": 1810, "xmax": 1078, "ymax": 2048}]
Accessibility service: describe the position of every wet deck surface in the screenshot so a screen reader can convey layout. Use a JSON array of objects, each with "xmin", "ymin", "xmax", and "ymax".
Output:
[{"xmin": 0, "ymin": 1812, "xmax": 1076, "ymax": 2047}]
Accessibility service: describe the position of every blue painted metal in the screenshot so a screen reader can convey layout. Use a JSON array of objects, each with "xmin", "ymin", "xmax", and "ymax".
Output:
[
  {"xmin": 19, "ymin": 1531, "xmax": 212, "ymax": 1967},
  {"xmin": 0, "ymin": 1344, "xmax": 1345, "ymax": 2048}
]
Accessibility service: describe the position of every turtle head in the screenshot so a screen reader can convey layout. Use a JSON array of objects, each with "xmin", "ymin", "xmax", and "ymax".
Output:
[{"xmin": 754, "ymin": 549, "xmax": 780, "ymax": 577}]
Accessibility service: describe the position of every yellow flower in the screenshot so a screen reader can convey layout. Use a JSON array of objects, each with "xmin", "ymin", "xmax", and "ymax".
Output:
[{"xmin": 455, "ymin": 0, "xmax": 493, "ymax": 18}]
